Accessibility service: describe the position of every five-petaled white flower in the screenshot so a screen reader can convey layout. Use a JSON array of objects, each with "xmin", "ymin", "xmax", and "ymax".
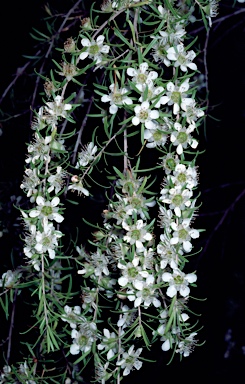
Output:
[
  {"xmin": 122, "ymin": 219, "xmax": 152, "ymax": 250},
  {"xmin": 101, "ymin": 83, "xmax": 133, "ymax": 114},
  {"xmin": 167, "ymin": 44, "xmax": 197, "ymax": 72},
  {"xmin": 170, "ymin": 218, "xmax": 199, "ymax": 253},
  {"xmin": 80, "ymin": 35, "xmax": 109, "ymax": 64},
  {"xmin": 162, "ymin": 268, "xmax": 197, "ymax": 297},
  {"xmin": 29, "ymin": 196, "xmax": 64, "ymax": 224},
  {"xmin": 132, "ymin": 101, "xmax": 159, "ymax": 129},
  {"xmin": 127, "ymin": 62, "xmax": 158, "ymax": 92},
  {"xmin": 45, "ymin": 95, "xmax": 72, "ymax": 120},
  {"xmin": 35, "ymin": 222, "xmax": 62, "ymax": 259},
  {"xmin": 76, "ymin": 142, "xmax": 98, "ymax": 168},
  {"xmin": 160, "ymin": 79, "xmax": 190, "ymax": 115},
  {"xmin": 170, "ymin": 122, "xmax": 198, "ymax": 155},
  {"xmin": 97, "ymin": 328, "xmax": 118, "ymax": 360},
  {"xmin": 117, "ymin": 345, "xmax": 143, "ymax": 376}
]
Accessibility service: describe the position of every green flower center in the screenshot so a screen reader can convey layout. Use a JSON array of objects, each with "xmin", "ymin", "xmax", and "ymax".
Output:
[
  {"xmin": 178, "ymin": 54, "xmax": 186, "ymax": 65},
  {"xmin": 174, "ymin": 275, "xmax": 184, "ymax": 284},
  {"xmin": 43, "ymin": 236, "xmax": 51, "ymax": 247},
  {"xmin": 179, "ymin": 229, "xmax": 187, "ymax": 239},
  {"xmin": 171, "ymin": 91, "xmax": 180, "ymax": 104},
  {"xmin": 128, "ymin": 267, "xmax": 138, "ymax": 278},
  {"xmin": 177, "ymin": 173, "xmax": 186, "ymax": 183},
  {"xmin": 153, "ymin": 130, "xmax": 163, "ymax": 141},
  {"xmin": 113, "ymin": 93, "xmax": 123, "ymax": 104},
  {"xmin": 41, "ymin": 206, "xmax": 53, "ymax": 216},
  {"xmin": 172, "ymin": 194, "xmax": 183, "ymax": 206},
  {"xmin": 131, "ymin": 197, "xmax": 142, "ymax": 209},
  {"xmin": 166, "ymin": 158, "xmax": 176, "ymax": 170},
  {"xmin": 131, "ymin": 229, "xmax": 141, "ymax": 240},
  {"xmin": 142, "ymin": 287, "xmax": 151, "ymax": 298},
  {"xmin": 139, "ymin": 110, "xmax": 149, "ymax": 120},
  {"xmin": 89, "ymin": 44, "xmax": 99, "ymax": 55},
  {"xmin": 177, "ymin": 132, "xmax": 187, "ymax": 144},
  {"xmin": 137, "ymin": 73, "xmax": 147, "ymax": 83},
  {"xmin": 78, "ymin": 334, "xmax": 88, "ymax": 347}
]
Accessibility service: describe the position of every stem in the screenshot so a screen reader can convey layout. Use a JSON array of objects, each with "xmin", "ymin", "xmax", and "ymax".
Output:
[{"xmin": 6, "ymin": 289, "xmax": 18, "ymax": 363}]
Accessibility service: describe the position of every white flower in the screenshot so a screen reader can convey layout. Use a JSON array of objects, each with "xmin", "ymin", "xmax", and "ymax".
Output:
[
  {"xmin": 181, "ymin": 98, "xmax": 204, "ymax": 124},
  {"xmin": 35, "ymin": 222, "xmax": 62, "ymax": 259},
  {"xmin": 157, "ymin": 235, "xmax": 179, "ymax": 270},
  {"xmin": 144, "ymin": 121, "xmax": 169, "ymax": 148},
  {"xmin": 45, "ymin": 95, "xmax": 72, "ymax": 119},
  {"xmin": 159, "ymin": 25, "xmax": 186, "ymax": 45},
  {"xmin": 118, "ymin": 261, "xmax": 147, "ymax": 288},
  {"xmin": 132, "ymin": 101, "xmax": 159, "ymax": 129},
  {"xmin": 162, "ymin": 268, "xmax": 197, "ymax": 297},
  {"xmin": 76, "ymin": 142, "xmax": 97, "ymax": 168},
  {"xmin": 127, "ymin": 275, "xmax": 161, "ymax": 308},
  {"xmin": 29, "ymin": 196, "xmax": 64, "ymax": 224},
  {"xmin": 127, "ymin": 62, "xmax": 158, "ymax": 92},
  {"xmin": 122, "ymin": 219, "xmax": 152, "ymax": 250},
  {"xmin": 80, "ymin": 35, "xmax": 109, "ymax": 64},
  {"xmin": 67, "ymin": 181, "xmax": 89, "ymax": 196},
  {"xmin": 70, "ymin": 321, "xmax": 97, "ymax": 355},
  {"xmin": 170, "ymin": 122, "xmax": 198, "ymax": 155},
  {"xmin": 160, "ymin": 79, "xmax": 190, "ymax": 115},
  {"xmin": 167, "ymin": 44, "xmax": 197, "ymax": 72},
  {"xmin": 117, "ymin": 345, "xmax": 143, "ymax": 376},
  {"xmin": 20, "ymin": 168, "xmax": 40, "ymax": 200},
  {"xmin": 160, "ymin": 185, "xmax": 193, "ymax": 217},
  {"xmin": 25, "ymin": 133, "xmax": 51, "ymax": 164},
  {"xmin": 0, "ymin": 269, "xmax": 22, "ymax": 288},
  {"xmin": 117, "ymin": 305, "xmax": 137, "ymax": 328},
  {"xmin": 47, "ymin": 166, "xmax": 66, "ymax": 194},
  {"xmin": 169, "ymin": 163, "xmax": 198, "ymax": 189},
  {"xmin": 170, "ymin": 218, "xmax": 199, "ymax": 253},
  {"xmin": 101, "ymin": 83, "xmax": 133, "ymax": 114},
  {"xmin": 97, "ymin": 328, "xmax": 118, "ymax": 360},
  {"xmin": 176, "ymin": 332, "xmax": 198, "ymax": 356}
]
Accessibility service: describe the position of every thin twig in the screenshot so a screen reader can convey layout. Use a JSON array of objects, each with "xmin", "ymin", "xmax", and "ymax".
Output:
[{"xmin": 6, "ymin": 289, "xmax": 18, "ymax": 363}]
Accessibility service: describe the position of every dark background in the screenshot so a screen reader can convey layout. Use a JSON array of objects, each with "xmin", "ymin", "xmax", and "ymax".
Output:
[{"xmin": 1, "ymin": 1, "xmax": 245, "ymax": 382}]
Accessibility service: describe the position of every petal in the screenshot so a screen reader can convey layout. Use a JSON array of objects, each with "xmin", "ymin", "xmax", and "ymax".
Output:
[
  {"xmin": 70, "ymin": 344, "xmax": 80, "ymax": 355},
  {"xmin": 141, "ymin": 101, "xmax": 150, "ymax": 109},
  {"xmin": 177, "ymin": 144, "xmax": 183, "ymax": 155},
  {"xmin": 29, "ymin": 210, "xmax": 40, "ymax": 218},
  {"xmin": 162, "ymin": 339, "xmax": 171, "ymax": 351},
  {"xmin": 52, "ymin": 213, "xmax": 64, "ymax": 223},
  {"xmin": 160, "ymin": 96, "xmax": 169, "ymax": 105},
  {"xmin": 127, "ymin": 67, "xmax": 137, "ymax": 77},
  {"xmin": 132, "ymin": 116, "xmax": 140, "ymax": 126},
  {"xmin": 96, "ymin": 35, "xmax": 105, "ymax": 44},
  {"xmin": 180, "ymin": 285, "xmax": 190, "ymax": 297},
  {"xmin": 101, "ymin": 95, "xmax": 111, "ymax": 102},
  {"xmin": 48, "ymin": 249, "xmax": 55, "ymax": 259},
  {"xmin": 166, "ymin": 285, "xmax": 177, "ymax": 297},
  {"xmin": 145, "ymin": 120, "xmax": 156, "ymax": 129},
  {"xmin": 162, "ymin": 272, "xmax": 172, "ymax": 282},
  {"xmin": 186, "ymin": 273, "xmax": 197, "ymax": 283},
  {"xmin": 81, "ymin": 38, "xmax": 90, "ymax": 47},
  {"xmin": 36, "ymin": 196, "xmax": 45, "ymax": 206},
  {"xmin": 118, "ymin": 276, "xmax": 128, "ymax": 287},
  {"xmin": 139, "ymin": 62, "xmax": 148, "ymax": 73},
  {"xmin": 51, "ymin": 196, "xmax": 60, "ymax": 207},
  {"xmin": 79, "ymin": 52, "xmax": 89, "ymax": 60},
  {"xmin": 109, "ymin": 104, "xmax": 118, "ymax": 114},
  {"xmin": 149, "ymin": 110, "xmax": 159, "ymax": 119},
  {"xmin": 183, "ymin": 240, "xmax": 192, "ymax": 253},
  {"xmin": 188, "ymin": 63, "xmax": 197, "ymax": 71}
]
